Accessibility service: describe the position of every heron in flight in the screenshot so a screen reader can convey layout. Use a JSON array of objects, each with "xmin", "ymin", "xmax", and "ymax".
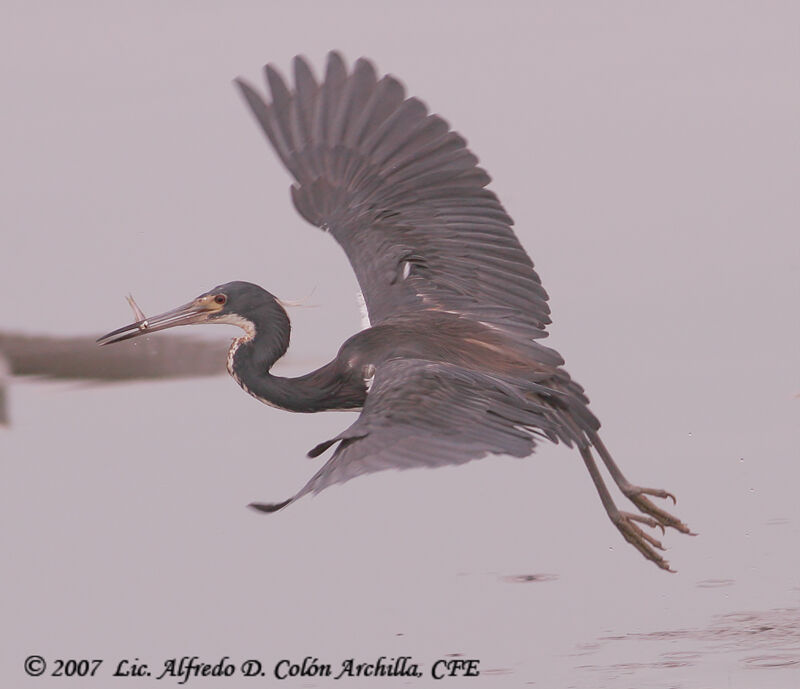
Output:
[{"xmin": 99, "ymin": 52, "xmax": 691, "ymax": 570}]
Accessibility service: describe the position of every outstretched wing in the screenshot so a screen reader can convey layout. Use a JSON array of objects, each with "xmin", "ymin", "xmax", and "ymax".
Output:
[
  {"xmin": 250, "ymin": 359, "xmax": 583, "ymax": 512},
  {"xmin": 236, "ymin": 52, "xmax": 551, "ymax": 339}
]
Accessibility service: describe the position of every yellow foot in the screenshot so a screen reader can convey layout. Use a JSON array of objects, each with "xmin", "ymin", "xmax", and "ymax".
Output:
[{"xmin": 620, "ymin": 483, "xmax": 694, "ymax": 535}]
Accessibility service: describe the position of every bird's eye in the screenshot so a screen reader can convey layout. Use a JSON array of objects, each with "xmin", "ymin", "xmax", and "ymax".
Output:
[{"xmin": 214, "ymin": 295, "xmax": 227, "ymax": 305}]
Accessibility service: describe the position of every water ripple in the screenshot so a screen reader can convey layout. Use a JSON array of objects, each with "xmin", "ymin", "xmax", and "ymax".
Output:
[{"xmin": 578, "ymin": 606, "xmax": 800, "ymax": 680}]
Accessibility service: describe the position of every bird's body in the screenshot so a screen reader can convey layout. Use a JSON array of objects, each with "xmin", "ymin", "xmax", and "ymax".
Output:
[
  {"xmin": 222, "ymin": 284, "xmax": 590, "ymax": 431},
  {"xmin": 99, "ymin": 52, "xmax": 691, "ymax": 570}
]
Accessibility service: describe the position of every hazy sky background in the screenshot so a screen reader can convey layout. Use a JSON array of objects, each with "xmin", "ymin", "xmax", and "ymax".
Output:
[{"xmin": 2, "ymin": 2, "xmax": 798, "ymax": 687}]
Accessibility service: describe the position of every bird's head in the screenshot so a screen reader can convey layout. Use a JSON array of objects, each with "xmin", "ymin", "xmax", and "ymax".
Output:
[{"xmin": 98, "ymin": 281, "xmax": 283, "ymax": 345}]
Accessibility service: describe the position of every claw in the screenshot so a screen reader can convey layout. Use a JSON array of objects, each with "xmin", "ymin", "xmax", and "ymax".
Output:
[
  {"xmin": 612, "ymin": 511, "xmax": 674, "ymax": 571},
  {"xmin": 629, "ymin": 494, "xmax": 692, "ymax": 534},
  {"xmin": 578, "ymin": 441, "xmax": 687, "ymax": 571},
  {"xmin": 622, "ymin": 483, "xmax": 676, "ymax": 504},
  {"xmin": 623, "ymin": 512, "xmax": 665, "ymax": 534},
  {"xmin": 643, "ymin": 487, "xmax": 677, "ymax": 505},
  {"xmin": 619, "ymin": 483, "xmax": 690, "ymax": 533}
]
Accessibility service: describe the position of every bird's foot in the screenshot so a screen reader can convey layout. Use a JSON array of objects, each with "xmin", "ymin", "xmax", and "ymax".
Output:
[
  {"xmin": 620, "ymin": 483, "xmax": 694, "ymax": 535},
  {"xmin": 611, "ymin": 510, "xmax": 674, "ymax": 572}
]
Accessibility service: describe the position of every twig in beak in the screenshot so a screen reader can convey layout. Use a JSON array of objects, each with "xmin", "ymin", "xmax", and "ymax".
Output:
[{"xmin": 126, "ymin": 294, "xmax": 149, "ymax": 331}]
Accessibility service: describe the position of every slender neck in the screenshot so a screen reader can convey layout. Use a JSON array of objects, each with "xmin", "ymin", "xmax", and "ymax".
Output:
[{"xmin": 228, "ymin": 300, "xmax": 364, "ymax": 413}]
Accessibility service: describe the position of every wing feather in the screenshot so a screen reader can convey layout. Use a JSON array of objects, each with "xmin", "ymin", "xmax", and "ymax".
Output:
[
  {"xmin": 237, "ymin": 52, "xmax": 552, "ymax": 338},
  {"xmin": 250, "ymin": 359, "xmax": 585, "ymax": 511}
]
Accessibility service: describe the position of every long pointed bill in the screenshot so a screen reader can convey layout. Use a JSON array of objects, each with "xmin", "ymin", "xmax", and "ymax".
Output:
[{"xmin": 97, "ymin": 299, "xmax": 217, "ymax": 345}]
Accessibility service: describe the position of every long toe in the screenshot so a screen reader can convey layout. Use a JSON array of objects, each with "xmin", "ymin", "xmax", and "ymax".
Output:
[
  {"xmin": 622, "ymin": 484, "xmax": 677, "ymax": 504},
  {"xmin": 611, "ymin": 511, "xmax": 675, "ymax": 572},
  {"xmin": 624, "ymin": 512, "xmax": 665, "ymax": 535},
  {"xmin": 618, "ymin": 482, "xmax": 693, "ymax": 534},
  {"xmin": 628, "ymin": 493, "xmax": 694, "ymax": 534}
]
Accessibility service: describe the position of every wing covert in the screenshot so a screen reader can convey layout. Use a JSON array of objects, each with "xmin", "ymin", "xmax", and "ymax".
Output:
[{"xmin": 250, "ymin": 358, "xmax": 584, "ymax": 512}]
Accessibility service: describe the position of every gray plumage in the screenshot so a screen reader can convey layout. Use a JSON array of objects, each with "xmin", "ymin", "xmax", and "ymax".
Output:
[
  {"xmin": 283, "ymin": 359, "xmax": 573, "ymax": 502},
  {"xmin": 236, "ymin": 53, "xmax": 550, "ymax": 339},
  {"xmin": 100, "ymin": 52, "xmax": 692, "ymax": 570},
  {"xmin": 236, "ymin": 53, "xmax": 595, "ymax": 498}
]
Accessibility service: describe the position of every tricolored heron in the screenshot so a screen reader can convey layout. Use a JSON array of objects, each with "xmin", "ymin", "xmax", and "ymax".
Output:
[{"xmin": 99, "ymin": 52, "xmax": 691, "ymax": 570}]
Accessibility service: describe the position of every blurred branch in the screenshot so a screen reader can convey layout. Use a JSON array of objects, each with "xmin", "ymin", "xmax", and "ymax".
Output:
[{"xmin": 0, "ymin": 331, "xmax": 229, "ymax": 426}]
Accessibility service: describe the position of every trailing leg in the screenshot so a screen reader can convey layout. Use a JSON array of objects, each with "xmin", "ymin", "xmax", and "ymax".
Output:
[
  {"xmin": 588, "ymin": 430, "xmax": 693, "ymax": 535},
  {"xmin": 578, "ymin": 445, "xmax": 674, "ymax": 572}
]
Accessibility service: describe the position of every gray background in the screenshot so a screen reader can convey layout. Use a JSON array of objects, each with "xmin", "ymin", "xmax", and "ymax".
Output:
[{"xmin": 2, "ymin": 2, "xmax": 798, "ymax": 687}]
